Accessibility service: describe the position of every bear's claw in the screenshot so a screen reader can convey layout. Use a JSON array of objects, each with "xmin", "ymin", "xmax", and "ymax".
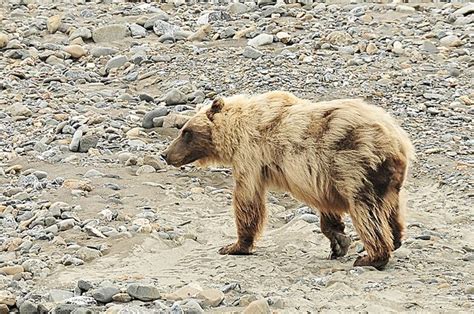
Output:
[
  {"xmin": 353, "ymin": 255, "xmax": 389, "ymax": 270},
  {"xmin": 329, "ymin": 234, "xmax": 351, "ymax": 259},
  {"xmin": 218, "ymin": 243, "xmax": 252, "ymax": 255}
]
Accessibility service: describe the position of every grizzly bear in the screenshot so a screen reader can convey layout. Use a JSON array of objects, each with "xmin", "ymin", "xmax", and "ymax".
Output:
[{"xmin": 161, "ymin": 91, "xmax": 414, "ymax": 270}]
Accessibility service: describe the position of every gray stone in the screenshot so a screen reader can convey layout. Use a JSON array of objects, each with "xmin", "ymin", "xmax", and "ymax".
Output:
[
  {"xmin": 142, "ymin": 108, "xmax": 169, "ymax": 129},
  {"xmin": 228, "ymin": 3, "xmax": 249, "ymax": 15},
  {"xmin": 129, "ymin": 23, "xmax": 147, "ymax": 38},
  {"xmin": 92, "ymin": 24, "xmax": 129, "ymax": 43},
  {"xmin": 197, "ymin": 11, "xmax": 232, "ymax": 25},
  {"xmin": 248, "ymin": 34, "xmax": 273, "ymax": 47},
  {"xmin": 440, "ymin": 35, "xmax": 462, "ymax": 47},
  {"xmin": 421, "ymin": 41, "xmax": 438, "ymax": 54},
  {"xmin": 454, "ymin": 3, "xmax": 474, "ymax": 16},
  {"xmin": 91, "ymin": 47, "xmax": 118, "ymax": 57},
  {"xmin": 7, "ymin": 103, "xmax": 32, "ymax": 117},
  {"xmin": 299, "ymin": 214, "xmax": 319, "ymax": 223},
  {"xmin": 144, "ymin": 13, "xmax": 170, "ymax": 29},
  {"xmin": 153, "ymin": 20, "xmax": 180, "ymax": 36},
  {"xmin": 105, "ymin": 55, "xmax": 127, "ymax": 73},
  {"xmin": 76, "ymin": 247, "xmax": 101, "ymax": 262},
  {"xmin": 78, "ymin": 280, "xmax": 92, "ymax": 292},
  {"xmin": 180, "ymin": 299, "xmax": 204, "ymax": 313},
  {"xmin": 69, "ymin": 129, "xmax": 83, "ymax": 152},
  {"xmin": 19, "ymin": 300, "xmax": 38, "ymax": 314},
  {"xmin": 127, "ymin": 284, "xmax": 160, "ymax": 301},
  {"xmin": 32, "ymin": 170, "xmax": 48, "ymax": 180},
  {"xmin": 59, "ymin": 219, "xmax": 76, "ymax": 231},
  {"xmin": 48, "ymin": 289, "xmax": 74, "ymax": 303},
  {"xmin": 65, "ymin": 296, "xmax": 97, "ymax": 306},
  {"xmin": 69, "ymin": 27, "xmax": 92, "ymax": 41},
  {"xmin": 243, "ymin": 46, "xmax": 263, "ymax": 59},
  {"xmin": 162, "ymin": 89, "xmax": 187, "ymax": 106},
  {"xmin": 78, "ymin": 135, "xmax": 99, "ymax": 153},
  {"xmin": 91, "ymin": 286, "xmax": 119, "ymax": 303}
]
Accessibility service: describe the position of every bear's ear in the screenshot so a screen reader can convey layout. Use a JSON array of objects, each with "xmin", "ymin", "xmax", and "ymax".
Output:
[{"xmin": 206, "ymin": 97, "xmax": 224, "ymax": 121}]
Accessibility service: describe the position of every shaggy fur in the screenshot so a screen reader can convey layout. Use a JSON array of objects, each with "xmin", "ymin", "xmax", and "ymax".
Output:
[{"xmin": 162, "ymin": 91, "xmax": 415, "ymax": 269}]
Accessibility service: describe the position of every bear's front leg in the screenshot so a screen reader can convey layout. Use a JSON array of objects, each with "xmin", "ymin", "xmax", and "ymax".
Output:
[{"xmin": 219, "ymin": 178, "xmax": 267, "ymax": 255}]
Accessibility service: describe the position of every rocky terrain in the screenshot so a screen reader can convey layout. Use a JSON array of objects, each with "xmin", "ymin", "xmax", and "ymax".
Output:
[{"xmin": 0, "ymin": 0, "xmax": 473, "ymax": 313}]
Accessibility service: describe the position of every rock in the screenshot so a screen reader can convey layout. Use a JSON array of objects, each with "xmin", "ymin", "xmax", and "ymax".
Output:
[
  {"xmin": 248, "ymin": 34, "xmax": 274, "ymax": 47},
  {"xmin": 136, "ymin": 165, "xmax": 156, "ymax": 175},
  {"xmin": 276, "ymin": 32, "xmax": 291, "ymax": 44},
  {"xmin": 421, "ymin": 41, "xmax": 438, "ymax": 54},
  {"xmin": 91, "ymin": 286, "xmax": 119, "ymax": 303},
  {"xmin": 0, "ymin": 291, "xmax": 15, "ymax": 306},
  {"xmin": 69, "ymin": 129, "xmax": 83, "ymax": 152},
  {"xmin": 78, "ymin": 280, "xmax": 92, "ymax": 292},
  {"xmin": 466, "ymin": 286, "xmax": 474, "ymax": 295},
  {"xmin": 105, "ymin": 55, "xmax": 128, "ymax": 73},
  {"xmin": 63, "ymin": 179, "xmax": 92, "ymax": 191},
  {"xmin": 92, "ymin": 24, "xmax": 129, "ymax": 43},
  {"xmin": 48, "ymin": 289, "xmax": 74, "ymax": 303},
  {"xmin": 7, "ymin": 104, "xmax": 32, "ymax": 117},
  {"xmin": 325, "ymin": 31, "xmax": 352, "ymax": 45},
  {"xmin": 454, "ymin": 3, "xmax": 474, "ymax": 16},
  {"xmin": 69, "ymin": 27, "xmax": 92, "ymax": 41},
  {"xmin": 129, "ymin": 23, "xmax": 147, "ymax": 38},
  {"xmin": 64, "ymin": 45, "xmax": 86, "ymax": 58},
  {"xmin": 19, "ymin": 300, "xmax": 38, "ymax": 313},
  {"xmin": 112, "ymin": 293, "xmax": 132, "ymax": 303},
  {"xmin": 0, "ymin": 304, "xmax": 8, "ymax": 314},
  {"xmin": 91, "ymin": 47, "xmax": 118, "ymax": 57},
  {"xmin": 47, "ymin": 15, "xmax": 61, "ymax": 34},
  {"xmin": 228, "ymin": 3, "xmax": 249, "ymax": 15},
  {"xmin": 440, "ymin": 35, "xmax": 462, "ymax": 47},
  {"xmin": 153, "ymin": 20, "xmax": 180, "ymax": 36},
  {"xmin": 166, "ymin": 284, "xmax": 202, "ymax": 301},
  {"xmin": 127, "ymin": 284, "xmax": 160, "ymax": 301},
  {"xmin": 299, "ymin": 213, "xmax": 319, "ymax": 223},
  {"xmin": 0, "ymin": 265, "xmax": 24, "ymax": 275},
  {"xmin": 142, "ymin": 108, "xmax": 169, "ymax": 129},
  {"xmin": 243, "ymin": 46, "xmax": 263, "ymax": 59},
  {"xmin": 144, "ymin": 13, "xmax": 170, "ymax": 29},
  {"xmin": 394, "ymin": 247, "xmax": 411, "ymax": 259},
  {"xmin": 197, "ymin": 11, "xmax": 231, "ymax": 25},
  {"xmin": 0, "ymin": 33, "xmax": 8, "ymax": 49},
  {"xmin": 396, "ymin": 5, "xmax": 416, "ymax": 13},
  {"xmin": 187, "ymin": 24, "xmax": 211, "ymax": 42},
  {"xmin": 143, "ymin": 155, "xmax": 166, "ymax": 170},
  {"xmin": 180, "ymin": 299, "xmax": 204, "ymax": 313},
  {"xmin": 366, "ymin": 43, "xmax": 378, "ymax": 54},
  {"xmin": 162, "ymin": 113, "xmax": 190, "ymax": 129},
  {"xmin": 196, "ymin": 289, "xmax": 224, "ymax": 307},
  {"xmin": 392, "ymin": 41, "xmax": 404, "ymax": 54},
  {"xmin": 84, "ymin": 169, "xmax": 104, "ymax": 178},
  {"xmin": 162, "ymin": 89, "xmax": 187, "ymax": 106},
  {"xmin": 79, "ymin": 134, "xmax": 99, "ymax": 153},
  {"xmin": 243, "ymin": 299, "xmax": 270, "ymax": 314},
  {"xmin": 76, "ymin": 247, "xmax": 101, "ymax": 262}
]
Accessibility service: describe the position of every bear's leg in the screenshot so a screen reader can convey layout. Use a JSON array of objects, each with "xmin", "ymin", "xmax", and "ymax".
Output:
[
  {"xmin": 218, "ymin": 180, "xmax": 266, "ymax": 255},
  {"xmin": 320, "ymin": 213, "xmax": 351, "ymax": 259},
  {"xmin": 349, "ymin": 199, "xmax": 394, "ymax": 270},
  {"xmin": 389, "ymin": 195, "xmax": 404, "ymax": 251}
]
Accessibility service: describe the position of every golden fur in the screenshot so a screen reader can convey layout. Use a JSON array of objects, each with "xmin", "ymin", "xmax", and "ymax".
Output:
[{"xmin": 163, "ymin": 91, "xmax": 415, "ymax": 269}]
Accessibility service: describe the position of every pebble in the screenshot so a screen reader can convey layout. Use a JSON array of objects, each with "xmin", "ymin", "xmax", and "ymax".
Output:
[
  {"xmin": 91, "ymin": 47, "xmax": 118, "ymax": 57},
  {"xmin": 248, "ymin": 34, "xmax": 274, "ymax": 47},
  {"xmin": 162, "ymin": 89, "xmax": 187, "ymax": 106},
  {"xmin": 439, "ymin": 35, "xmax": 462, "ymax": 47},
  {"xmin": 92, "ymin": 24, "xmax": 129, "ymax": 43},
  {"xmin": 243, "ymin": 46, "xmax": 263, "ymax": 59},
  {"xmin": 64, "ymin": 45, "xmax": 87, "ymax": 59},
  {"xmin": 243, "ymin": 299, "xmax": 271, "ymax": 314},
  {"xmin": 0, "ymin": 32, "xmax": 9, "ymax": 48},
  {"xmin": 142, "ymin": 108, "xmax": 169, "ymax": 129},
  {"xmin": 47, "ymin": 15, "xmax": 62, "ymax": 34},
  {"xmin": 91, "ymin": 286, "xmax": 119, "ymax": 303},
  {"xmin": 126, "ymin": 284, "xmax": 161, "ymax": 301},
  {"xmin": 79, "ymin": 134, "xmax": 99, "ymax": 153},
  {"xmin": 48, "ymin": 289, "xmax": 74, "ymax": 303},
  {"xmin": 105, "ymin": 55, "xmax": 128, "ymax": 73}
]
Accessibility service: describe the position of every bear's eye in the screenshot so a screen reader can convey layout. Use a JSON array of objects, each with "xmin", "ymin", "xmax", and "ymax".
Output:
[{"xmin": 182, "ymin": 129, "xmax": 193, "ymax": 143}]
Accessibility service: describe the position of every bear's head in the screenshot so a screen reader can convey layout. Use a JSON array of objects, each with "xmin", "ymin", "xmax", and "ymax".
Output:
[{"xmin": 161, "ymin": 97, "xmax": 224, "ymax": 167}]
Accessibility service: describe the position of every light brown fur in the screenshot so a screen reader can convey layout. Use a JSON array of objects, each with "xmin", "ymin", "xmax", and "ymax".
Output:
[{"xmin": 162, "ymin": 91, "xmax": 415, "ymax": 269}]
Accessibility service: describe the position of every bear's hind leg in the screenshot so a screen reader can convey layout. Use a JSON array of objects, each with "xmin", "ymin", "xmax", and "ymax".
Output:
[
  {"xmin": 388, "ymin": 195, "xmax": 405, "ymax": 251},
  {"xmin": 349, "ymin": 196, "xmax": 394, "ymax": 270},
  {"xmin": 320, "ymin": 213, "xmax": 351, "ymax": 259}
]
